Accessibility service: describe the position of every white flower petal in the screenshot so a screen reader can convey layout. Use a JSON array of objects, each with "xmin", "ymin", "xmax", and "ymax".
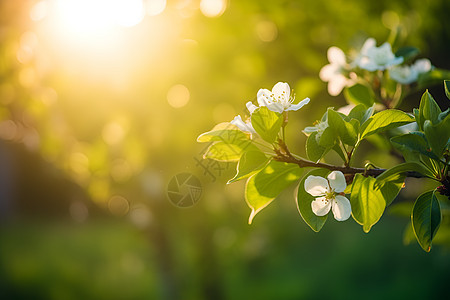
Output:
[
  {"xmin": 360, "ymin": 38, "xmax": 376, "ymax": 55},
  {"xmin": 386, "ymin": 56, "xmax": 404, "ymax": 68},
  {"xmin": 286, "ymin": 97, "xmax": 310, "ymax": 111},
  {"xmin": 311, "ymin": 196, "xmax": 332, "ymax": 216},
  {"xmin": 319, "ymin": 64, "xmax": 338, "ymax": 81},
  {"xmin": 413, "ymin": 58, "xmax": 432, "ymax": 74},
  {"xmin": 337, "ymin": 104, "xmax": 356, "ymax": 115},
  {"xmin": 230, "ymin": 115, "xmax": 254, "ymax": 133},
  {"xmin": 304, "ymin": 175, "xmax": 329, "ymax": 197},
  {"xmin": 257, "ymin": 89, "xmax": 273, "ymax": 107},
  {"xmin": 266, "ymin": 102, "xmax": 284, "ymax": 113},
  {"xmin": 327, "ymin": 75, "xmax": 348, "ymax": 96},
  {"xmin": 272, "ymin": 82, "xmax": 290, "ymax": 101},
  {"xmin": 328, "ymin": 46, "xmax": 346, "ymax": 65},
  {"xmin": 246, "ymin": 101, "xmax": 258, "ymax": 114},
  {"xmin": 327, "ymin": 171, "xmax": 346, "ymax": 193},
  {"xmin": 303, "ymin": 126, "xmax": 318, "ymax": 133},
  {"xmin": 332, "ymin": 195, "xmax": 351, "ymax": 221}
]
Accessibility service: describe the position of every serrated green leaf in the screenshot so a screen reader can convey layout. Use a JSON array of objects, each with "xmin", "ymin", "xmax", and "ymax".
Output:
[
  {"xmin": 344, "ymin": 84, "xmax": 375, "ymax": 106},
  {"xmin": 395, "ymin": 46, "xmax": 420, "ymax": 61},
  {"xmin": 328, "ymin": 108, "xmax": 357, "ymax": 146},
  {"xmin": 412, "ymin": 190, "xmax": 441, "ymax": 252},
  {"xmin": 361, "ymin": 109, "xmax": 414, "ymax": 138},
  {"xmin": 251, "ymin": 107, "xmax": 283, "ymax": 144},
  {"xmin": 204, "ymin": 141, "xmax": 259, "ymax": 162},
  {"xmin": 350, "ymin": 174, "xmax": 386, "ymax": 233},
  {"xmin": 228, "ymin": 150, "xmax": 270, "ymax": 184},
  {"xmin": 296, "ymin": 169, "xmax": 329, "ymax": 232},
  {"xmin": 375, "ymin": 162, "xmax": 435, "ymax": 185},
  {"xmin": 197, "ymin": 122, "xmax": 249, "ymax": 143},
  {"xmin": 246, "ymin": 161, "xmax": 303, "ymax": 224},
  {"xmin": 391, "ymin": 132, "xmax": 439, "ymax": 161},
  {"xmin": 445, "ymin": 80, "xmax": 450, "ymax": 100}
]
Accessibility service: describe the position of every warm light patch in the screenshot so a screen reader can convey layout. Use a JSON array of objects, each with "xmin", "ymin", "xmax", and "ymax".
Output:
[
  {"xmin": 147, "ymin": 0, "xmax": 166, "ymax": 16},
  {"xmin": 200, "ymin": 0, "xmax": 227, "ymax": 18},
  {"xmin": 167, "ymin": 84, "xmax": 190, "ymax": 108},
  {"xmin": 53, "ymin": 0, "xmax": 145, "ymax": 36}
]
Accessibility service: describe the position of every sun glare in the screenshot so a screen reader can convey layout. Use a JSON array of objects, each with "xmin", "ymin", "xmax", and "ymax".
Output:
[{"xmin": 54, "ymin": 0, "xmax": 145, "ymax": 35}]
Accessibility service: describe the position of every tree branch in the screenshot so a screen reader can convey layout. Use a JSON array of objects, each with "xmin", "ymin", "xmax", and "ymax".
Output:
[{"xmin": 273, "ymin": 154, "xmax": 424, "ymax": 178}]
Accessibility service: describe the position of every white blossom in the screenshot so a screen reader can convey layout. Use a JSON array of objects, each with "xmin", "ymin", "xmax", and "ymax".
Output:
[
  {"xmin": 319, "ymin": 47, "xmax": 354, "ymax": 96},
  {"xmin": 389, "ymin": 58, "xmax": 432, "ymax": 84},
  {"xmin": 303, "ymin": 120, "xmax": 329, "ymax": 143},
  {"xmin": 355, "ymin": 38, "xmax": 403, "ymax": 71},
  {"xmin": 304, "ymin": 171, "xmax": 351, "ymax": 221},
  {"xmin": 230, "ymin": 115, "xmax": 255, "ymax": 134},
  {"xmin": 257, "ymin": 82, "xmax": 310, "ymax": 113}
]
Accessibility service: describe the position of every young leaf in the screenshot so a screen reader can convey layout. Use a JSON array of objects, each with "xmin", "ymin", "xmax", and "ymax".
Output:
[
  {"xmin": 204, "ymin": 141, "xmax": 259, "ymax": 162},
  {"xmin": 318, "ymin": 127, "xmax": 336, "ymax": 148},
  {"xmin": 296, "ymin": 169, "xmax": 329, "ymax": 232},
  {"xmin": 228, "ymin": 150, "xmax": 270, "ymax": 184},
  {"xmin": 251, "ymin": 107, "xmax": 283, "ymax": 144},
  {"xmin": 246, "ymin": 161, "xmax": 303, "ymax": 224},
  {"xmin": 361, "ymin": 109, "xmax": 415, "ymax": 138},
  {"xmin": 344, "ymin": 84, "xmax": 375, "ymax": 106},
  {"xmin": 423, "ymin": 116, "xmax": 450, "ymax": 158},
  {"xmin": 350, "ymin": 174, "xmax": 386, "ymax": 233},
  {"xmin": 418, "ymin": 90, "xmax": 441, "ymax": 127},
  {"xmin": 412, "ymin": 190, "xmax": 441, "ymax": 252},
  {"xmin": 347, "ymin": 104, "xmax": 374, "ymax": 125},
  {"xmin": 328, "ymin": 109, "xmax": 358, "ymax": 145},
  {"xmin": 197, "ymin": 122, "xmax": 250, "ymax": 143}
]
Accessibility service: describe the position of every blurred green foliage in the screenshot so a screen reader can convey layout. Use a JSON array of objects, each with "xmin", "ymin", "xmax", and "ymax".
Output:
[{"xmin": 0, "ymin": 0, "xmax": 449, "ymax": 299}]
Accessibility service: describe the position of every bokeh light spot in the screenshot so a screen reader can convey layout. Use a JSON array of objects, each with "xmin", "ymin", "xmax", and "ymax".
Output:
[
  {"xmin": 30, "ymin": 1, "xmax": 48, "ymax": 21},
  {"xmin": 147, "ymin": 0, "xmax": 166, "ymax": 16},
  {"xmin": 167, "ymin": 84, "xmax": 190, "ymax": 108},
  {"xmin": 200, "ymin": 0, "xmax": 227, "ymax": 18},
  {"xmin": 255, "ymin": 20, "xmax": 278, "ymax": 42},
  {"xmin": 108, "ymin": 195, "xmax": 130, "ymax": 216}
]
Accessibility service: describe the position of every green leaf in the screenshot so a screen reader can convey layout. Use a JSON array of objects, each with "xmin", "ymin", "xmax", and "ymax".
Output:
[
  {"xmin": 228, "ymin": 150, "xmax": 270, "ymax": 184},
  {"xmin": 246, "ymin": 161, "xmax": 303, "ymax": 224},
  {"xmin": 344, "ymin": 84, "xmax": 375, "ymax": 106},
  {"xmin": 390, "ymin": 132, "xmax": 439, "ymax": 161},
  {"xmin": 296, "ymin": 169, "xmax": 329, "ymax": 232},
  {"xmin": 375, "ymin": 162, "xmax": 435, "ymax": 185},
  {"xmin": 204, "ymin": 140, "xmax": 259, "ymax": 162},
  {"xmin": 419, "ymin": 90, "xmax": 442, "ymax": 127},
  {"xmin": 361, "ymin": 109, "xmax": 414, "ymax": 138},
  {"xmin": 197, "ymin": 122, "xmax": 249, "ymax": 143},
  {"xmin": 411, "ymin": 190, "xmax": 441, "ymax": 252},
  {"xmin": 318, "ymin": 127, "xmax": 336, "ymax": 148},
  {"xmin": 350, "ymin": 174, "xmax": 386, "ymax": 233},
  {"xmin": 445, "ymin": 80, "xmax": 450, "ymax": 100},
  {"xmin": 328, "ymin": 109, "xmax": 358, "ymax": 145},
  {"xmin": 377, "ymin": 174, "xmax": 405, "ymax": 206},
  {"xmin": 347, "ymin": 104, "xmax": 374, "ymax": 125},
  {"xmin": 251, "ymin": 107, "xmax": 283, "ymax": 143},
  {"xmin": 424, "ymin": 117, "xmax": 450, "ymax": 158},
  {"xmin": 306, "ymin": 132, "xmax": 328, "ymax": 162},
  {"xmin": 394, "ymin": 46, "xmax": 420, "ymax": 61}
]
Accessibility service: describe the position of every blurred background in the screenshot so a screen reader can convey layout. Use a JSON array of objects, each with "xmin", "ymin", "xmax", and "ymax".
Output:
[{"xmin": 0, "ymin": 0, "xmax": 449, "ymax": 299}]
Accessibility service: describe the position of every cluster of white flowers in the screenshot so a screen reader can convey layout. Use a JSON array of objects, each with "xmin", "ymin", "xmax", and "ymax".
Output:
[
  {"xmin": 320, "ymin": 37, "xmax": 432, "ymax": 96},
  {"xmin": 230, "ymin": 82, "xmax": 310, "ymax": 134}
]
